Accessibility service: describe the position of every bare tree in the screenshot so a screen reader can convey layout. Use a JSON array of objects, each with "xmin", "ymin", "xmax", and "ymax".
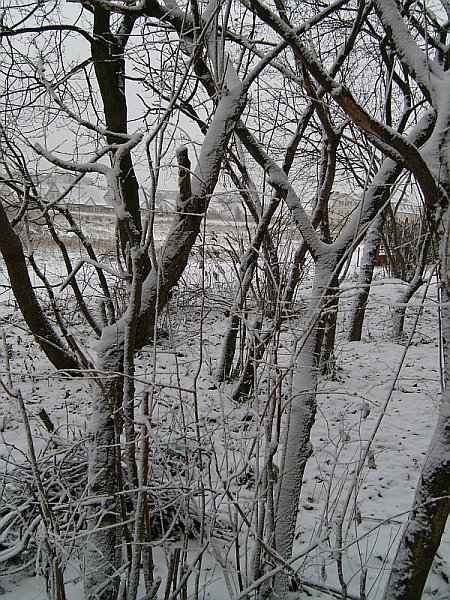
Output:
[{"xmin": 1, "ymin": 1, "xmax": 449, "ymax": 599}]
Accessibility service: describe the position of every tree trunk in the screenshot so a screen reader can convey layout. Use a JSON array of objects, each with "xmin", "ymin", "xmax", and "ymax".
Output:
[
  {"xmin": 0, "ymin": 201, "xmax": 79, "ymax": 372},
  {"xmin": 348, "ymin": 212, "xmax": 385, "ymax": 342},
  {"xmin": 273, "ymin": 262, "xmax": 333, "ymax": 597},
  {"xmin": 231, "ymin": 316, "xmax": 264, "ymax": 402},
  {"xmin": 392, "ymin": 233, "xmax": 430, "ymax": 339},
  {"xmin": 91, "ymin": 7, "xmax": 144, "ymax": 256},
  {"xmin": 217, "ymin": 197, "xmax": 280, "ymax": 381},
  {"xmin": 383, "ymin": 295, "xmax": 450, "ymax": 598},
  {"xmin": 319, "ymin": 272, "xmax": 339, "ymax": 375},
  {"xmin": 84, "ymin": 345, "xmax": 122, "ymax": 600}
]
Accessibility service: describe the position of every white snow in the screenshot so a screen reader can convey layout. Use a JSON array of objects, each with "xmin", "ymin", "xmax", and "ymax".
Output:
[{"xmin": 0, "ymin": 226, "xmax": 449, "ymax": 599}]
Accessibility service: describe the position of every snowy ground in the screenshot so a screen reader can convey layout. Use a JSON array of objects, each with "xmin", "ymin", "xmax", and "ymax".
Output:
[{"xmin": 0, "ymin": 222, "xmax": 449, "ymax": 599}]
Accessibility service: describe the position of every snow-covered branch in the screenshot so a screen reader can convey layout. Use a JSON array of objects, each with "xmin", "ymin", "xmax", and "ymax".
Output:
[
  {"xmin": 59, "ymin": 259, "xmax": 130, "ymax": 293},
  {"xmin": 374, "ymin": 0, "xmax": 443, "ymax": 101},
  {"xmin": 244, "ymin": 0, "xmax": 441, "ymax": 208}
]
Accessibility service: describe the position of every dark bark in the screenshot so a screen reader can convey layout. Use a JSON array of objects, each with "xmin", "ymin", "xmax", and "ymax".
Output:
[
  {"xmin": 0, "ymin": 201, "xmax": 79, "ymax": 372},
  {"xmin": 91, "ymin": 7, "xmax": 143, "ymax": 252},
  {"xmin": 383, "ymin": 272, "xmax": 450, "ymax": 598},
  {"xmin": 392, "ymin": 232, "xmax": 431, "ymax": 338},
  {"xmin": 348, "ymin": 212, "xmax": 386, "ymax": 342},
  {"xmin": 231, "ymin": 316, "xmax": 264, "ymax": 402},
  {"xmin": 176, "ymin": 146, "xmax": 192, "ymax": 203},
  {"xmin": 319, "ymin": 272, "xmax": 339, "ymax": 374},
  {"xmin": 218, "ymin": 312, "xmax": 242, "ymax": 382},
  {"xmin": 383, "ymin": 442, "xmax": 450, "ymax": 599},
  {"xmin": 381, "ymin": 206, "xmax": 408, "ymax": 280}
]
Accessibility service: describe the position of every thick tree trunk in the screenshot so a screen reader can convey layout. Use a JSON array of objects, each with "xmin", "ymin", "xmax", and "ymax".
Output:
[
  {"xmin": 84, "ymin": 337, "xmax": 122, "ymax": 600},
  {"xmin": 0, "ymin": 201, "xmax": 79, "ymax": 372},
  {"xmin": 383, "ymin": 321, "xmax": 450, "ymax": 597},
  {"xmin": 273, "ymin": 332, "xmax": 319, "ymax": 598},
  {"xmin": 382, "ymin": 415, "xmax": 450, "ymax": 600},
  {"xmin": 273, "ymin": 262, "xmax": 333, "ymax": 597}
]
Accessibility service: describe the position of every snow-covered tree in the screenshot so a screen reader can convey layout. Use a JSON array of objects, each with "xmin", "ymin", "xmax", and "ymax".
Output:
[{"xmin": 1, "ymin": 0, "xmax": 449, "ymax": 598}]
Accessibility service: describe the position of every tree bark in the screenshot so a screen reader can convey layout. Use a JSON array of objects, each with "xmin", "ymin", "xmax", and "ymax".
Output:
[
  {"xmin": 319, "ymin": 271, "xmax": 339, "ymax": 375},
  {"xmin": 274, "ymin": 260, "xmax": 334, "ymax": 597},
  {"xmin": 348, "ymin": 211, "xmax": 385, "ymax": 341},
  {"xmin": 84, "ymin": 340, "xmax": 122, "ymax": 600},
  {"xmin": 91, "ymin": 7, "xmax": 143, "ymax": 252},
  {"xmin": 392, "ymin": 232, "xmax": 430, "ymax": 339},
  {"xmin": 382, "ymin": 288, "xmax": 450, "ymax": 599},
  {"xmin": 0, "ymin": 201, "xmax": 79, "ymax": 372}
]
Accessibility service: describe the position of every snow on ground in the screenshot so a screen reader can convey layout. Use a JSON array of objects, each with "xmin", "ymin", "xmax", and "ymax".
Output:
[{"xmin": 0, "ymin": 232, "xmax": 449, "ymax": 598}]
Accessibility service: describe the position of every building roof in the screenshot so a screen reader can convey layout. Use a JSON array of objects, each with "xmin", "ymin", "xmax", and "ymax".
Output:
[{"xmin": 40, "ymin": 176, "xmax": 112, "ymax": 211}]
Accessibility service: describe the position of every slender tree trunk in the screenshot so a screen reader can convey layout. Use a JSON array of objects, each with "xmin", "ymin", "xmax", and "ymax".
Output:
[
  {"xmin": 392, "ymin": 233, "xmax": 430, "ymax": 338},
  {"xmin": 283, "ymin": 241, "xmax": 311, "ymax": 309},
  {"xmin": 0, "ymin": 201, "xmax": 79, "ymax": 371},
  {"xmin": 348, "ymin": 212, "xmax": 385, "ymax": 342},
  {"xmin": 262, "ymin": 235, "xmax": 281, "ymax": 317},
  {"xmin": 319, "ymin": 272, "xmax": 339, "ymax": 375},
  {"xmin": 91, "ymin": 6, "xmax": 145, "ymax": 266},
  {"xmin": 231, "ymin": 316, "xmax": 263, "ymax": 402}
]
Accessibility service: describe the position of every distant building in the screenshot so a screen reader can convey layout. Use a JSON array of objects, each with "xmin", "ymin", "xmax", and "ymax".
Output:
[
  {"xmin": 41, "ymin": 175, "xmax": 113, "ymax": 214},
  {"xmin": 394, "ymin": 201, "xmax": 421, "ymax": 224},
  {"xmin": 0, "ymin": 179, "xmax": 17, "ymax": 205},
  {"xmin": 152, "ymin": 190, "xmax": 245, "ymax": 221},
  {"xmin": 328, "ymin": 192, "xmax": 420, "ymax": 229},
  {"xmin": 329, "ymin": 192, "xmax": 358, "ymax": 228},
  {"xmin": 1, "ymin": 175, "xmax": 422, "ymax": 227}
]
